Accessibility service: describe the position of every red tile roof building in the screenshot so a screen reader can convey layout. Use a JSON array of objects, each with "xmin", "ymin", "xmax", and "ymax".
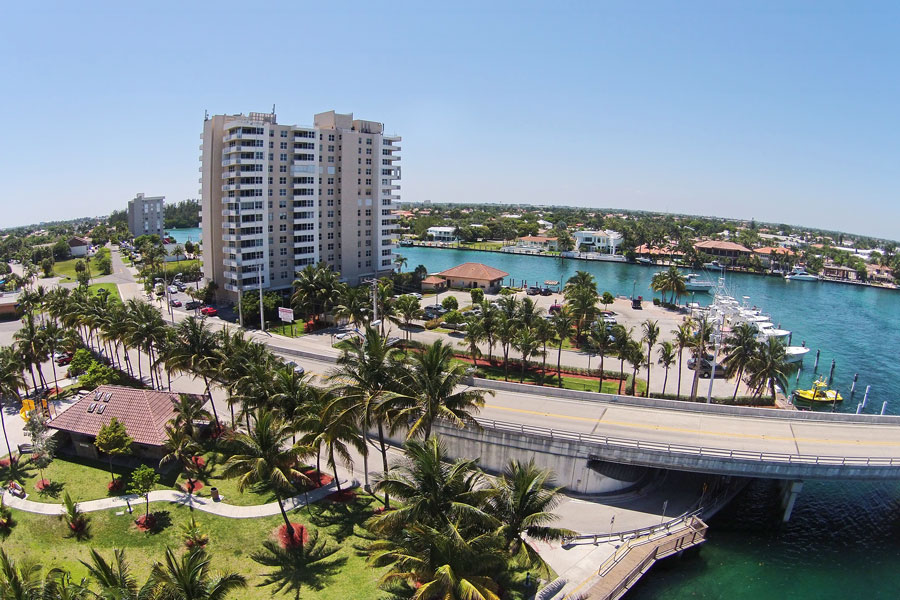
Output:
[
  {"xmin": 436, "ymin": 263, "xmax": 509, "ymax": 292},
  {"xmin": 48, "ymin": 385, "xmax": 200, "ymax": 460}
]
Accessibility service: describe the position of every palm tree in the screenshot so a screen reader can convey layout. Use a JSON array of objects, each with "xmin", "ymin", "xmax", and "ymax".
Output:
[
  {"xmin": 391, "ymin": 294, "xmax": 423, "ymax": 341},
  {"xmin": 222, "ymin": 410, "xmax": 313, "ymax": 540},
  {"xmin": 512, "ymin": 326, "xmax": 540, "ymax": 383},
  {"xmin": 479, "ymin": 302, "xmax": 498, "ymax": 364},
  {"xmin": 369, "ymin": 522, "xmax": 504, "ymax": 600},
  {"xmin": 309, "ymin": 396, "xmax": 366, "ymax": 493},
  {"xmin": 14, "ymin": 312, "xmax": 47, "ymax": 389},
  {"xmin": 159, "ymin": 426, "xmax": 203, "ymax": 492},
  {"xmin": 625, "ymin": 340, "xmax": 645, "ymax": 395},
  {"xmin": 393, "ymin": 254, "xmax": 408, "ymax": 273},
  {"xmin": 0, "ymin": 346, "xmax": 26, "ymax": 460},
  {"xmin": 270, "ymin": 368, "xmax": 314, "ymax": 444},
  {"xmin": 79, "ymin": 549, "xmax": 139, "ymax": 600},
  {"xmin": 41, "ymin": 321, "xmax": 65, "ymax": 387},
  {"xmin": 532, "ymin": 318, "xmax": 555, "ymax": 385},
  {"xmin": 167, "ymin": 317, "xmax": 222, "ymax": 429},
  {"xmin": 0, "ymin": 548, "xmax": 42, "ymax": 600},
  {"xmin": 487, "ymin": 459, "xmax": 575, "ymax": 578},
  {"xmin": 495, "ymin": 316, "xmax": 516, "ymax": 382},
  {"xmin": 291, "ymin": 263, "xmax": 342, "ymax": 325},
  {"xmin": 723, "ymin": 323, "xmax": 759, "ymax": 399},
  {"xmin": 143, "ymin": 547, "xmax": 246, "ymax": 600},
  {"xmin": 654, "ymin": 341, "xmax": 675, "ymax": 396},
  {"xmin": 587, "ymin": 320, "xmax": 614, "ymax": 393},
  {"xmin": 516, "ymin": 297, "xmax": 542, "ymax": 328},
  {"xmin": 461, "ymin": 318, "xmax": 485, "ymax": 366},
  {"xmin": 550, "ymin": 307, "xmax": 575, "ymax": 387},
  {"xmin": 333, "ymin": 286, "xmax": 369, "ymax": 329},
  {"xmin": 689, "ymin": 317, "xmax": 713, "ymax": 400},
  {"xmin": 329, "ymin": 326, "xmax": 404, "ymax": 501},
  {"xmin": 745, "ymin": 337, "xmax": 793, "ymax": 402},
  {"xmin": 250, "ymin": 531, "xmax": 341, "ymax": 600},
  {"xmin": 641, "ymin": 319, "xmax": 660, "ymax": 397},
  {"xmin": 395, "ymin": 340, "xmax": 491, "ymax": 440},
  {"xmin": 672, "ymin": 320, "xmax": 694, "ymax": 399},
  {"xmin": 664, "ymin": 266, "xmax": 687, "ymax": 305},
  {"xmin": 369, "ymin": 437, "xmax": 496, "ymax": 535},
  {"xmin": 565, "ymin": 286, "xmax": 598, "ymax": 342},
  {"xmin": 612, "ymin": 325, "xmax": 633, "ymax": 394},
  {"xmin": 170, "ymin": 393, "xmax": 212, "ymax": 441}
]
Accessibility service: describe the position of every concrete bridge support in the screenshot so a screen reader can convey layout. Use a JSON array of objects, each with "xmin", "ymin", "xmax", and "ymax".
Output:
[{"xmin": 779, "ymin": 480, "xmax": 803, "ymax": 522}]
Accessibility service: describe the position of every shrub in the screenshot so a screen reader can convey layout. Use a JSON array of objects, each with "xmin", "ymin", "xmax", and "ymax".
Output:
[
  {"xmin": 79, "ymin": 362, "xmax": 117, "ymax": 389},
  {"xmin": 499, "ymin": 287, "xmax": 516, "ymax": 296},
  {"xmin": 652, "ymin": 298, "xmax": 661, "ymax": 306},
  {"xmin": 68, "ymin": 349, "xmax": 94, "ymax": 377},
  {"xmin": 0, "ymin": 500, "xmax": 12, "ymax": 530},
  {"xmin": 424, "ymin": 318, "xmax": 442, "ymax": 330},
  {"xmin": 469, "ymin": 288, "xmax": 484, "ymax": 303},
  {"xmin": 62, "ymin": 492, "xmax": 88, "ymax": 537},
  {"xmin": 180, "ymin": 515, "xmax": 209, "ymax": 549},
  {"xmin": 441, "ymin": 296, "xmax": 458, "ymax": 311}
]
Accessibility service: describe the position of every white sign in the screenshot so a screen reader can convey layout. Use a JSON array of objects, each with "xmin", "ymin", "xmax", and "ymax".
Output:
[{"xmin": 278, "ymin": 307, "xmax": 294, "ymax": 323}]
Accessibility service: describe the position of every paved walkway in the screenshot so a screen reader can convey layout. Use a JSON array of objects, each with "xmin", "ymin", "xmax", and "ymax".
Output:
[{"xmin": 2, "ymin": 478, "xmax": 355, "ymax": 519}]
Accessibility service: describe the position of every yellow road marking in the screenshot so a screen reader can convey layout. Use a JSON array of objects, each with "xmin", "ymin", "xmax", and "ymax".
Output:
[{"xmin": 483, "ymin": 403, "xmax": 900, "ymax": 449}]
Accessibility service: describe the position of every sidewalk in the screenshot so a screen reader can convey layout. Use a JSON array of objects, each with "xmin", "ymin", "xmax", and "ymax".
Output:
[{"xmin": 2, "ymin": 477, "xmax": 355, "ymax": 519}]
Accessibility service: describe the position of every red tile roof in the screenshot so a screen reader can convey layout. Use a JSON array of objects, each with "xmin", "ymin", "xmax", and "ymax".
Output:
[
  {"xmin": 47, "ymin": 385, "xmax": 195, "ymax": 447},
  {"xmin": 437, "ymin": 262, "xmax": 509, "ymax": 281},
  {"xmin": 754, "ymin": 246, "xmax": 796, "ymax": 256},
  {"xmin": 519, "ymin": 236, "xmax": 557, "ymax": 243},
  {"xmin": 694, "ymin": 240, "xmax": 751, "ymax": 253},
  {"xmin": 422, "ymin": 275, "xmax": 446, "ymax": 284}
]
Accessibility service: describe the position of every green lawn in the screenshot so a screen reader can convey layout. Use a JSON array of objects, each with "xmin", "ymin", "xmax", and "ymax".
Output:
[
  {"xmin": 88, "ymin": 283, "xmax": 121, "ymax": 300},
  {"xmin": 52, "ymin": 258, "xmax": 86, "ymax": 281},
  {"xmin": 462, "ymin": 359, "xmax": 646, "ymax": 395},
  {"xmin": 269, "ymin": 322, "xmax": 306, "ymax": 338},
  {"xmin": 1, "ymin": 496, "xmax": 385, "ymax": 600}
]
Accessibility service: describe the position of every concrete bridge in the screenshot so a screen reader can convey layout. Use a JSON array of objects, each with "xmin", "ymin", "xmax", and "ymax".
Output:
[{"xmin": 435, "ymin": 378, "xmax": 900, "ymax": 520}]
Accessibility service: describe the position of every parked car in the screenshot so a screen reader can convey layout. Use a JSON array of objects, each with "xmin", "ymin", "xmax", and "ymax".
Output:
[
  {"xmin": 687, "ymin": 358, "xmax": 726, "ymax": 377},
  {"xmin": 284, "ymin": 361, "xmax": 305, "ymax": 375},
  {"xmin": 600, "ymin": 310, "xmax": 617, "ymax": 318},
  {"xmin": 631, "ymin": 296, "xmax": 643, "ymax": 309},
  {"xmin": 169, "ymin": 299, "xmax": 182, "ymax": 307},
  {"xmin": 167, "ymin": 285, "xmax": 178, "ymax": 294},
  {"xmin": 200, "ymin": 306, "xmax": 217, "ymax": 317},
  {"xmin": 56, "ymin": 353, "xmax": 73, "ymax": 366},
  {"xmin": 335, "ymin": 331, "xmax": 360, "ymax": 340},
  {"xmin": 185, "ymin": 300, "xmax": 202, "ymax": 310},
  {"xmin": 527, "ymin": 286, "xmax": 541, "ymax": 296},
  {"xmin": 540, "ymin": 288, "xmax": 554, "ymax": 296}
]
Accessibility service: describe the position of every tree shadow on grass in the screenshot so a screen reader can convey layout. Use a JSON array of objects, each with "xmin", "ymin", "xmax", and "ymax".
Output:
[
  {"xmin": 306, "ymin": 496, "xmax": 374, "ymax": 543},
  {"xmin": 137, "ymin": 509, "xmax": 173, "ymax": 535},
  {"xmin": 37, "ymin": 480, "xmax": 65, "ymax": 499}
]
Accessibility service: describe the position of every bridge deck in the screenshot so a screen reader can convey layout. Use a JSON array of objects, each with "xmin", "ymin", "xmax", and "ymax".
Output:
[{"xmin": 479, "ymin": 387, "xmax": 900, "ymax": 462}]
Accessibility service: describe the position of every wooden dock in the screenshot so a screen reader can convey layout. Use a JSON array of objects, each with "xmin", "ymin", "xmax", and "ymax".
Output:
[{"xmin": 583, "ymin": 516, "xmax": 708, "ymax": 600}]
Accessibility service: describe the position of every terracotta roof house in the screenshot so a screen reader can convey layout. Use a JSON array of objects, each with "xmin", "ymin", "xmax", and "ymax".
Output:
[
  {"xmin": 437, "ymin": 263, "xmax": 509, "ymax": 292},
  {"xmin": 753, "ymin": 246, "xmax": 796, "ymax": 267},
  {"xmin": 47, "ymin": 385, "xmax": 201, "ymax": 460},
  {"xmin": 693, "ymin": 240, "xmax": 751, "ymax": 265},
  {"xmin": 421, "ymin": 275, "xmax": 448, "ymax": 292},
  {"xmin": 516, "ymin": 235, "xmax": 558, "ymax": 251}
]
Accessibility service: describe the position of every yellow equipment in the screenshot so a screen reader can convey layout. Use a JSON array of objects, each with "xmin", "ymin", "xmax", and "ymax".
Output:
[{"xmin": 793, "ymin": 378, "xmax": 843, "ymax": 403}]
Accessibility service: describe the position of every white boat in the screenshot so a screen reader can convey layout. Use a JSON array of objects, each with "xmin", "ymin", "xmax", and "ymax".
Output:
[
  {"xmin": 703, "ymin": 261, "xmax": 726, "ymax": 271},
  {"xmin": 785, "ymin": 266, "xmax": 820, "ymax": 281},
  {"xmin": 785, "ymin": 346, "xmax": 811, "ymax": 363},
  {"xmin": 684, "ymin": 273, "xmax": 713, "ymax": 293},
  {"xmin": 636, "ymin": 257, "xmax": 652, "ymax": 265},
  {"xmin": 758, "ymin": 325, "xmax": 791, "ymax": 339}
]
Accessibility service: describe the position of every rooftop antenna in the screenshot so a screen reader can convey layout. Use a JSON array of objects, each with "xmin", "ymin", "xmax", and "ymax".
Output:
[
  {"xmin": 204, "ymin": 109, "xmax": 208, "ymax": 121},
  {"xmin": 272, "ymin": 104, "xmax": 276, "ymax": 115}
]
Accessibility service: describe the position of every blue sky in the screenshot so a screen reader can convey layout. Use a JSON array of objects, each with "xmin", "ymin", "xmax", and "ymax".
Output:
[{"xmin": 2, "ymin": 1, "xmax": 898, "ymax": 239}]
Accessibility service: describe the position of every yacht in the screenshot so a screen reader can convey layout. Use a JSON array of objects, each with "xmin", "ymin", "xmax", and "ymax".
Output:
[
  {"xmin": 785, "ymin": 266, "xmax": 820, "ymax": 281},
  {"xmin": 785, "ymin": 346, "xmax": 811, "ymax": 363},
  {"xmin": 703, "ymin": 260, "xmax": 726, "ymax": 271},
  {"xmin": 684, "ymin": 273, "xmax": 713, "ymax": 293}
]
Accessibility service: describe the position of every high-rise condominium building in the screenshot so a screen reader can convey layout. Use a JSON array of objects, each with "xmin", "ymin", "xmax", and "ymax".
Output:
[
  {"xmin": 199, "ymin": 110, "xmax": 400, "ymax": 303},
  {"xmin": 127, "ymin": 193, "xmax": 165, "ymax": 239}
]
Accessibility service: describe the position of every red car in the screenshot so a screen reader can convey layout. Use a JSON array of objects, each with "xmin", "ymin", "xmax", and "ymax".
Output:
[
  {"xmin": 56, "ymin": 354, "xmax": 73, "ymax": 366},
  {"xmin": 200, "ymin": 306, "xmax": 217, "ymax": 317}
]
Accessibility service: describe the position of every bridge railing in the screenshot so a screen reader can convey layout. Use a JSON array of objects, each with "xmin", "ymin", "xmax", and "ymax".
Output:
[
  {"xmin": 562, "ymin": 508, "xmax": 704, "ymax": 547},
  {"xmin": 473, "ymin": 417, "xmax": 900, "ymax": 467}
]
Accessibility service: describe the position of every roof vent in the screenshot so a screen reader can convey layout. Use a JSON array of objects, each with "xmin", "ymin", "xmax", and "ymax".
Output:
[
  {"xmin": 95, "ymin": 391, "xmax": 103, "ymax": 401},
  {"xmin": 87, "ymin": 403, "xmax": 97, "ymax": 413},
  {"xmin": 96, "ymin": 405, "xmax": 106, "ymax": 414},
  {"xmin": 104, "ymin": 392, "xmax": 112, "ymax": 403}
]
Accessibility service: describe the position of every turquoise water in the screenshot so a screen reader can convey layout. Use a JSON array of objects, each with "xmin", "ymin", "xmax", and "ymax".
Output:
[
  {"xmin": 399, "ymin": 246, "xmax": 900, "ymax": 598},
  {"xmin": 398, "ymin": 246, "xmax": 900, "ymax": 415},
  {"xmin": 165, "ymin": 227, "xmax": 202, "ymax": 244}
]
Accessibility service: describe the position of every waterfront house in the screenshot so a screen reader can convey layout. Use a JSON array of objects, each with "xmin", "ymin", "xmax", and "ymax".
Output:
[
  {"xmin": 515, "ymin": 235, "xmax": 558, "ymax": 252},
  {"xmin": 436, "ymin": 262, "xmax": 509, "ymax": 292},
  {"xmin": 635, "ymin": 244, "xmax": 684, "ymax": 261},
  {"xmin": 573, "ymin": 230, "xmax": 622, "ymax": 254},
  {"xmin": 866, "ymin": 264, "xmax": 895, "ymax": 285},
  {"xmin": 68, "ymin": 236, "xmax": 90, "ymax": 258},
  {"xmin": 426, "ymin": 226, "xmax": 458, "ymax": 243},
  {"xmin": 421, "ymin": 275, "xmax": 448, "ymax": 292},
  {"xmin": 693, "ymin": 240, "xmax": 751, "ymax": 265},
  {"xmin": 47, "ymin": 385, "xmax": 202, "ymax": 461},
  {"xmin": 0, "ymin": 292, "xmax": 20, "ymax": 319},
  {"xmin": 753, "ymin": 246, "xmax": 797, "ymax": 268},
  {"xmin": 822, "ymin": 263, "xmax": 859, "ymax": 282}
]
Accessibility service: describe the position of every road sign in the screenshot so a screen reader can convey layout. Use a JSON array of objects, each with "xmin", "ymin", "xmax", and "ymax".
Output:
[{"xmin": 278, "ymin": 307, "xmax": 294, "ymax": 323}]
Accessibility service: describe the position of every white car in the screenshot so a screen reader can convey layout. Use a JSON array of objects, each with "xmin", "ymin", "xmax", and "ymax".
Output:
[
  {"xmin": 167, "ymin": 285, "xmax": 178, "ymax": 294},
  {"xmin": 336, "ymin": 331, "xmax": 360, "ymax": 340},
  {"xmin": 284, "ymin": 361, "xmax": 305, "ymax": 375}
]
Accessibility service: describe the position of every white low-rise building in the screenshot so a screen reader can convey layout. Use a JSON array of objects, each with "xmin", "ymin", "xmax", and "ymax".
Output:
[
  {"xmin": 426, "ymin": 226, "xmax": 458, "ymax": 243},
  {"xmin": 574, "ymin": 230, "xmax": 622, "ymax": 254}
]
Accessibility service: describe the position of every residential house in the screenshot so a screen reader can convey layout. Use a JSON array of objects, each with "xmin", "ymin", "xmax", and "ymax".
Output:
[
  {"xmin": 693, "ymin": 240, "xmax": 751, "ymax": 265},
  {"xmin": 426, "ymin": 226, "xmax": 458, "ymax": 243},
  {"xmin": 573, "ymin": 230, "xmax": 622, "ymax": 254},
  {"xmin": 436, "ymin": 263, "xmax": 509, "ymax": 292},
  {"xmin": 68, "ymin": 236, "xmax": 90, "ymax": 258}
]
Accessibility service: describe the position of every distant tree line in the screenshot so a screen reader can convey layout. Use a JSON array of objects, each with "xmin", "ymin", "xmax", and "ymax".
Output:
[{"xmin": 164, "ymin": 199, "xmax": 201, "ymax": 229}]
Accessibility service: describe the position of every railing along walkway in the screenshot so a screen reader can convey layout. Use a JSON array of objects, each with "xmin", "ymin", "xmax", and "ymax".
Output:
[{"xmin": 582, "ymin": 516, "xmax": 708, "ymax": 600}]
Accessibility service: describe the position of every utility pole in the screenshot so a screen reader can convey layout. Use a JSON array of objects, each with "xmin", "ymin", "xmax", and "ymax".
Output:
[{"xmin": 706, "ymin": 309, "xmax": 725, "ymax": 404}]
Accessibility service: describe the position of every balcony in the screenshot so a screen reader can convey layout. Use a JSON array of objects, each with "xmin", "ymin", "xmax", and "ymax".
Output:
[
  {"xmin": 292, "ymin": 164, "xmax": 316, "ymax": 175},
  {"xmin": 222, "ymin": 157, "xmax": 264, "ymax": 167},
  {"xmin": 223, "ymin": 131, "xmax": 265, "ymax": 142},
  {"xmin": 383, "ymin": 153, "xmax": 400, "ymax": 161},
  {"xmin": 293, "ymin": 215, "xmax": 316, "ymax": 224},
  {"xmin": 221, "ymin": 209, "xmax": 241, "ymax": 217}
]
